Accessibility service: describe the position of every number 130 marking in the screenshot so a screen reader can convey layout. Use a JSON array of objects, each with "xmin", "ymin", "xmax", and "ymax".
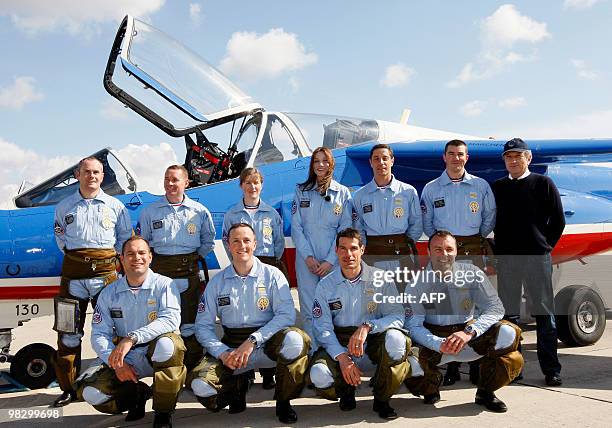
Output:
[{"xmin": 15, "ymin": 304, "xmax": 39, "ymax": 316}]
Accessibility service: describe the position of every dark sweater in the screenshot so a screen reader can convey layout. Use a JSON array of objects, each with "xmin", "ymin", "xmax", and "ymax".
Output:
[{"xmin": 492, "ymin": 173, "xmax": 566, "ymax": 255}]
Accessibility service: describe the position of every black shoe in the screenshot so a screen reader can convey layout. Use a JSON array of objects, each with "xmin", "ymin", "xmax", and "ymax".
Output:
[
  {"xmin": 443, "ymin": 363, "xmax": 461, "ymax": 386},
  {"xmin": 339, "ymin": 390, "xmax": 356, "ymax": 411},
  {"xmin": 373, "ymin": 399, "xmax": 398, "ymax": 420},
  {"xmin": 125, "ymin": 383, "xmax": 152, "ymax": 421},
  {"xmin": 228, "ymin": 376, "xmax": 248, "ymax": 414},
  {"xmin": 423, "ymin": 392, "xmax": 440, "ymax": 405},
  {"xmin": 246, "ymin": 369, "xmax": 255, "ymax": 387},
  {"xmin": 262, "ymin": 375, "xmax": 276, "ymax": 390},
  {"xmin": 153, "ymin": 411, "xmax": 172, "ymax": 428},
  {"xmin": 276, "ymin": 400, "xmax": 298, "ymax": 424},
  {"xmin": 545, "ymin": 374, "xmax": 563, "ymax": 386},
  {"xmin": 53, "ymin": 390, "xmax": 77, "ymax": 407},
  {"xmin": 475, "ymin": 389, "xmax": 507, "ymax": 413},
  {"xmin": 469, "ymin": 362, "xmax": 480, "ymax": 385}
]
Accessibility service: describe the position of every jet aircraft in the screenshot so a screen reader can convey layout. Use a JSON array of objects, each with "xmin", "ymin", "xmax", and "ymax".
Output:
[{"xmin": 1, "ymin": 15, "xmax": 611, "ymax": 390}]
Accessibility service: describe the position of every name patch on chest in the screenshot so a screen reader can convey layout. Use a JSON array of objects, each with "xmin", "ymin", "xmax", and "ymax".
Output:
[
  {"xmin": 153, "ymin": 220, "xmax": 163, "ymax": 229},
  {"xmin": 65, "ymin": 214, "xmax": 74, "ymax": 224},
  {"xmin": 423, "ymin": 302, "xmax": 436, "ymax": 310},
  {"xmin": 328, "ymin": 300, "xmax": 343, "ymax": 311},
  {"xmin": 110, "ymin": 308, "xmax": 123, "ymax": 318},
  {"xmin": 300, "ymin": 200, "xmax": 310, "ymax": 208},
  {"xmin": 217, "ymin": 296, "xmax": 231, "ymax": 307},
  {"xmin": 363, "ymin": 204, "xmax": 373, "ymax": 214},
  {"xmin": 434, "ymin": 199, "xmax": 445, "ymax": 208}
]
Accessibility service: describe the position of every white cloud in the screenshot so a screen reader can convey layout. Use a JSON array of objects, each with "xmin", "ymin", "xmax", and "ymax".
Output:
[
  {"xmin": 448, "ymin": 5, "xmax": 550, "ymax": 87},
  {"xmin": 498, "ymin": 96, "xmax": 527, "ymax": 109},
  {"xmin": 380, "ymin": 63, "xmax": 416, "ymax": 88},
  {"xmin": 288, "ymin": 76, "xmax": 300, "ymax": 94},
  {"xmin": 189, "ymin": 3, "xmax": 202, "ymax": 23},
  {"xmin": 563, "ymin": 0, "xmax": 600, "ymax": 10},
  {"xmin": 571, "ymin": 59, "xmax": 600, "ymax": 80},
  {"xmin": 0, "ymin": 139, "xmax": 178, "ymax": 208},
  {"xmin": 219, "ymin": 28, "xmax": 317, "ymax": 81},
  {"xmin": 499, "ymin": 109, "xmax": 612, "ymax": 139},
  {"xmin": 0, "ymin": 76, "xmax": 44, "ymax": 110},
  {"xmin": 100, "ymin": 98, "xmax": 131, "ymax": 120},
  {"xmin": 0, "ymin": 0, "xmax": 165, "ymax": 36},
  {"xmin": 0, "ymin": 138, "xmax": 77, "ymax": 208},
  {"xmin": 459, "ymin": 100, "xmax": 486, "ymax": 117},
  {"xmin": 114, "ymin": 143, "xmax": 178, "ymax": 195}
]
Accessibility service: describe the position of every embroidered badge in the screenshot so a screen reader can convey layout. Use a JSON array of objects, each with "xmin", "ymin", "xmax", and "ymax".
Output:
[
  {"xmin": 92, "ymin": 308, "xmax": 102, "ymax": 324},
  {"xmin": 197, "ymin": 301, "xmax": 206, "ymax": 313},
  {"xmin": 187, "ymin": 223, "xmax": 197, "ymax": 235},
  {"xmin": 333, "ymin": 203, "xmax": 342, "ymax": 216},
  {"xmin": 367, "ymin": 301, "xmax": 377, "ymax": 313},
  {"xmin": 263, "ymin": 225, "xmax": 273, "ymax": 238},
  {"xmin": 102, "ymin": 217, "xmax": 113, "ymax": 230},
  {"xmin": 393, "ymin": 207, "xmax": 404, "ymax": 218},
  {"xmin": 420, "ymin": 203, "xmax": 427, "ymax": 215},
  {"xmin": 404, "ymin": 306, "xmax": 413, "ymax": 318},
  {"xmin": 352, "ymin": 208, "xmax": 358, "ymax": 222},
  {"xmin": 153, "ymin": 220, "xmax": 163, "ymax": 229},
  {"xmin": 462, "ymin": 298, "xmax": 472, "ymax": 311},
  {"xmin": 257, "ymin": 296, "xmax": 270, "ymax": 311},
  {"xmin": 65, "ymin": 214, "xmax": 74, "ymax": 224},
  {"xmin": 291, "ymin": 200, "xmax": 297, "ymax": 215},
  {"xmin": 312, "ymin": 299, "xmax": 322, "ymax": 318},
  {"xmin": 147, "ymin": 299, "xmax": 156, "ymax": 306},
  {"xmin": 148, "ymin": 311, "xmax": 157, "ymax": 322},
  {"xmin": 470, "ymin": 192, "xmax": 478, "ymax": 199},
  {"xmin": 469, "ymin": 201, "xmax": 480, "ymax": 213},
  {"xmin": 135, "ymin": 222, "xmax": 142, "ymax": 236},
  {"xmin": 54, "ymin": 221, "xmax": 64, "ymax": 236}
]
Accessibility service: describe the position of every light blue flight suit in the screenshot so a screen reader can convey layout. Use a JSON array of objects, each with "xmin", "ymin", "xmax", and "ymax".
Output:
[
  {"xmin": 291, "ymin": 180, "xmax": 353, "ymax": 350},
  {"xmin": 54, "ymin": 189, "xmax": 132, "ymax": 303},
  {"xmin": 309, "ymin": 262, "xmax": 414, "ymax": 401},
  {"xmin": 420, "ymin": 171, "xmax": 496, "ymax": 238},
  {"xmin": 188, "ymin": 258, "xmax": 310, "ymax": 403},
  {"xmin": 404, "ymin": 262, "xmax": 523, "ymax": 394},
  {"xmin": 138, "ymin": 195, "xmax": 215, "ymax": 369},
  {"xmin": 353, "ymin": 176, "xmax": 423, "ymax": 271},
  {"xmin": 222, "ymin": 199, "xmax": 284, "ymax": 259},
  {"xmin": 81, "ymin": 270, "xmax": 186, "ymax": 413},
  {"xmin": 53, "ymin": 189, "xmax": 132, "ymax": 391}
]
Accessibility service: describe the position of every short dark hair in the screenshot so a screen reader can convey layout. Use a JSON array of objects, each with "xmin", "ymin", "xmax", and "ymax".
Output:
[
  {"xmin": 76, "ymin": 156, "xmax": 103, "ymax": 173},
  {"xmin": 444, "ymin": 139, "xmax": 467, "ymax": 153},
  {"xmin": 227, "ymin": 222, "xmax": 256, "ymax": 240},
  {"xmin": 427, "ymin": 230, "xmax": 457, "ymax": 250},
  {"xmin": 369, "ymin": 143, "xmax": 394, "ymax": 159},
  {"xmin": 166, "ymin": 164, "xmax": 189, "ymax": 179},
  {"xmin": 122, "ymin": 235, "xmax": 151, "ymax": 254},
  {"xmin": 336, "ymin": 228, "xmax": 365, "ymax": 247},
  {"xmin": 239, "ymin": 167, "xmax": 264, "ymax": 185}
]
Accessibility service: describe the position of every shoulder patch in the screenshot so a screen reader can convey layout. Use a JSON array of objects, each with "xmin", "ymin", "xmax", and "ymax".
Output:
[
  {"xmin": 352, "ymin": 208, "xmax": 358, "ymax": 222},
  {"xmin": 291, "ymin": 200, "xmax": 297, "ymax": 215},
  {"xmin": 92, "ymin": 307, "xmax": 102, "ymax": 324},
  {"xmin": 312, "ymin": 299, "xmax": 322, "ymax": 318},
  {"xmin": 54, "ymin": 221, "xmax": 64, "ymax": 236},
  {"xmin": 135, "ymin": 222, "xmax": 142, "ymax": 236},
  {"xmin": 420, "ymin": 203, "xmax": 427, "ymax": 215}
]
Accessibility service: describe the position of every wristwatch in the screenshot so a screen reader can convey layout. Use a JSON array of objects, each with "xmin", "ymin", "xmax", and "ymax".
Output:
[
  {"xmin": 464, "ymin": 325, "xmax": 476, "ymax": 337},
  {"xmin": 247, "ymin": 335, "xmax": 258, "ymax": 346},
  {"xmin": 127, "ymin": 332, "xmax": 139, "ymax": 345},
  {"xmin": 362, "ymin": 321, "xmax": 374, "ymax": 332}
]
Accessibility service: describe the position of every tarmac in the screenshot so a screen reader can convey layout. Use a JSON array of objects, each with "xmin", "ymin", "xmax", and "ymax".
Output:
[{"xmin": 1, "ymin": 290, "xmax": 611, "ymax": 427}]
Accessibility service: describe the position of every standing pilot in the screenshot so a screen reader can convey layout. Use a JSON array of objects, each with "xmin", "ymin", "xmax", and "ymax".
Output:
[
  {"xmin": 291, "ymin": 147, "xmax": 353, "ymax": 350},
  {"xmin": 79, "ymin": 236, "xmax": 185, "ymax": 428},
  {"xmin": 188, "ymin": 223, "xmax": 310, "ymax": 424},
  {"xmin": 309, "ymin": 228, "xmax": 414, "ymax": 420},
  {"xmin": 353, "ymin": 143, "xmax": 422, "ymax": 273},
  {"xmin": 138, "ymin": 164, "xmax": 215, "ymax": 371},
  {"xmin": 420, "ymin": 139, "xmax": 496, "ymax": 385},
  {"xmin": 52, "ymin": 156, "xmax": 132, "ymax": 407}
]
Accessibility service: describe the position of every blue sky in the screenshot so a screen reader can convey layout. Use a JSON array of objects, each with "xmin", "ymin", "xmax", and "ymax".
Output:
[{"xmin": 0, "ymin": 0, "xmax": 611, "ymax": 203}]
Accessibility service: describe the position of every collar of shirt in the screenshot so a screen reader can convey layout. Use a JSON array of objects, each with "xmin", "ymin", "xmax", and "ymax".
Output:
[
  {"xmin": 231, "ymin": 199, "xmax": 275, "ymax": 214},
  {"xmin": 155, "ymin": 194, "xmax": 199, "ymax": 210},
  {"xmin": 439, "ymin": 171, "xmax": 475, "ymax": 186},
  {"xmin": 329, "ymin": 261, "xmax": 375, "ymax": 286},
  {"xmin": 115, "ymin": 269, "xmax": 157, "ymax": 294},
  {"xmin": 73, "ymin": 188, "xmax": 111, "ymax": 205},
  {"xmin": 508, "ymin": 170, "xmax": 531, "ymax": 180},
  {"xmin": 223, "ymin": 256, "xmax": 264, "ymax": 280},
  {"xmin": 365, "ymin": 175, "xmax": 402, "ymax": 194}
]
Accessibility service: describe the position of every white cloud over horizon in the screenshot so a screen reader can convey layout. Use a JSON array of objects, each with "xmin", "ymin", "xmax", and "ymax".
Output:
[
  {"xmin": 219, "ymin": 28, "xmax": 317, "ymax": 81},
  {"xmin": 0, "ymin": 0, "xmax": 165, "ymax": 36},
  {"xmin": 498, "ymin": 96, "xmax": 527, "ymax": 109},
  {"xmin": 448, "ymin": 5, "xmax": 550, "ymax": 88},
  {"xmin": 571, "ymin": 59, "xmax": 600, "ymax": 80},
  {"xmin": 380, "ymin": 63, "xmax": 416, "ymax": 88},
  {"xmin": 0, "ymin": 139, "xmax": 178, "ymax": 208},
  {"xmin": 459, "ymin": 100, "xmax": 486, "ymax": 117},
  {"xmin": 0, "ymin": 76, "xmax": 44, "ymax": 110},
  {"xmin": 563, "ymin": 0, "xmax": 601, "ymax": 10}
]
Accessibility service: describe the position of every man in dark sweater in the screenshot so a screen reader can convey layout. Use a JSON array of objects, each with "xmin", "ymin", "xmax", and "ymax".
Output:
[{"xmin": 493, "ymin": 138, "xmax": 565, "ymax": 387}]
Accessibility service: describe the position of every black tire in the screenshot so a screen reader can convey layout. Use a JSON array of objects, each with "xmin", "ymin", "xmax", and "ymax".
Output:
[
  {"xmin": 9, "ymin": 343, "xmax": 56, "ymax": 389},
  {"xmin": 555, "ymin": 286, "xmax": 606, "ymax": 347}
]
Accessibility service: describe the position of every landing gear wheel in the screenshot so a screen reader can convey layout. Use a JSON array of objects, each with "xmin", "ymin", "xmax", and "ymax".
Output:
[
  {"xmin": 10, "ymin": 343, "xmax": 56, "ymax": 389},
  {"xmin": 555, "ymin": 286, "xmax": 606, "ymax": 347}
]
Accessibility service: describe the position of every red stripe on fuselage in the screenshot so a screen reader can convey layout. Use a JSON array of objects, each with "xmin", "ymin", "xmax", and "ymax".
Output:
[{"xmin": 0, "ymin": 285, "xmax": 59, "ymax": 300}]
